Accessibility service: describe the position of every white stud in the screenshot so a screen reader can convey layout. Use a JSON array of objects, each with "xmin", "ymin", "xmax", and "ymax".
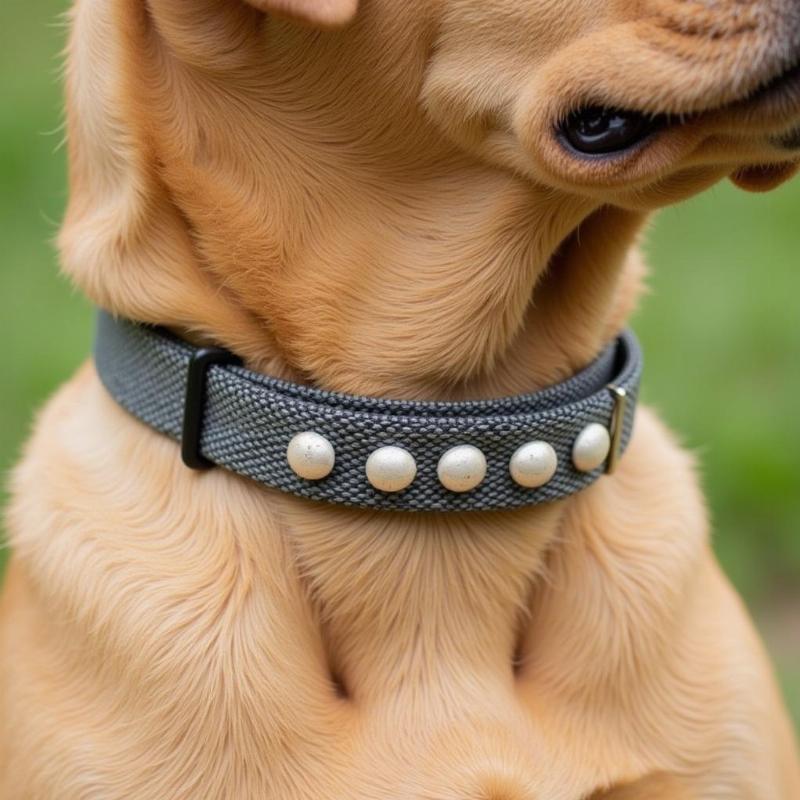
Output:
[
  {"xmin": 437, "ymin": 445, "xmax": 487, "ymax": 493},
  {"xmin": 366, "ymin": 446, "xmax": 417, "ymax": 493},
  {"xmin": 509, "ymin": 441, "xmax": 558, "ymax": 488},
  {"xmin": 286, "ymin": 432, "xmax": 335, "ymax": 480},
  {"xmin": 572, "ymin": 423, "xmax": 611, "ymax": 472}
]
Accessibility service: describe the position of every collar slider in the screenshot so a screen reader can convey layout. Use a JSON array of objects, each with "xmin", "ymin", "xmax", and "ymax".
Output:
[
  {"xmin": 606, "ymin": 384, "xmax": 629, "ymax": 475},
  {"xmin": 181, "ymin": 346, "xmax": 243, "ymax": 470}
]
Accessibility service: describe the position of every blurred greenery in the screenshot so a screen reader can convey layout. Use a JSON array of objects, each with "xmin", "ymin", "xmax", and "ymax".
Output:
[{"xmin": 1, "ymin": 1, "xmax": 798, "ymax": 729}]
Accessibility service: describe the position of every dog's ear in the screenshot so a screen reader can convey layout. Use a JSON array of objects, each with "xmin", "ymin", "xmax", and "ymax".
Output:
[
  {"xmin": 589, "ymin": 773, "xmax": 693, "ymax": 799},
  {"xmin": 243, "ymin": 0, "xmax": 359, "ymax": 28}
]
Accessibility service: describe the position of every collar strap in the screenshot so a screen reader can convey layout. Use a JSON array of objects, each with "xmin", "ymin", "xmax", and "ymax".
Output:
[{"xmin": 94, "ymin": 311, "xmax": 642, "ymax": 512}]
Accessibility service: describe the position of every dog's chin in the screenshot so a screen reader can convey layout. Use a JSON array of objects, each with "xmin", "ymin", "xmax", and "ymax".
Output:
[
  {"xmin": 730, "ymin": 161, "xmax": 800, "ymax": 193},
  {"xmin": 722, "ymin": 67, "xmax": 800, "ymax": 192}
]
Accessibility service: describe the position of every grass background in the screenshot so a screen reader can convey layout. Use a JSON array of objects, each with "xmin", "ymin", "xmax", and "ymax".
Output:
[{"xmin": 1, "ymin": 0, "xmax": 798, "ymax": 728}]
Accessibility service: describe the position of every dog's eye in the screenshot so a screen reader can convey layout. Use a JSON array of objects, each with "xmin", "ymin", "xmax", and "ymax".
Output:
[{"xmin": 560, "ymin": 107, "xmax": 656, "ymax": 156}]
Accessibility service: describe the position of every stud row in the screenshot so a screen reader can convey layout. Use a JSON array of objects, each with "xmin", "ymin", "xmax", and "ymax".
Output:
[{"xmin": 286, "ymin": 424, "xmax": 612, "ymax": 494}]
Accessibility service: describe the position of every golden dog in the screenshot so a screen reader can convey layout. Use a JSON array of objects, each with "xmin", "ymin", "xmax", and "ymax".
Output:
[{"xmin": 2, "ymin": 0, "xmax": 800, "ymax": 796}]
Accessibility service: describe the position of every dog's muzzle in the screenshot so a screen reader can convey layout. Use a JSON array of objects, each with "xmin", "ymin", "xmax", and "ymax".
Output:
[{"xmin": 94, "ymin": 311, "xmax": 642, "ymax": 512}]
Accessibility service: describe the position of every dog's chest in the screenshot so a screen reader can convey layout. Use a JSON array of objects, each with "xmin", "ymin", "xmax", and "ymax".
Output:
[{"xmin": 5, "ymin": 372, "xmax": 762, "ymax": 799}]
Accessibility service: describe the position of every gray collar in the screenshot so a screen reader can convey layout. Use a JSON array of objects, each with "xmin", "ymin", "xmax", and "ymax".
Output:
[{"xmin": 94, "ymin": 311, "xmax": 642, "ymax": 512}]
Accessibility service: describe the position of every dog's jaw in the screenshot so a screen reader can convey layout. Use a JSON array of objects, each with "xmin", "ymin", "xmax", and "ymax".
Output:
[{"xmin": 425, "ymin": 0, "xmax": 800, "ymax": 201}]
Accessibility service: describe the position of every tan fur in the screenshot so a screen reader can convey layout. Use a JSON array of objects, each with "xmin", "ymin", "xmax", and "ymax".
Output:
[{"xmin": 2, "ymin": 0, "xmax": 800, "ymax": 796}]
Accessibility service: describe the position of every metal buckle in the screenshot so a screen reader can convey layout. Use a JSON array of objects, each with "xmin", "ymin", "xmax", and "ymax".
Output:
[
  {"xmin": 181, "ymin": 347, "xmax": 242, "ymax": 470},
  {"xmin": 606, "ymin": 384, "xmax": 628, "ymax": 474}
]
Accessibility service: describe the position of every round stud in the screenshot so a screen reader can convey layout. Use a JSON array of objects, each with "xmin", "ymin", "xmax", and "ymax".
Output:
[
  {"xmin": 366, "ymin": 446, "xmax": 417, "ymax": 493},
  {"xmin": 572, "ymin": 423, "xmax": 611, "ymax": 472},
  {"xmin": 509, "ymin": 441, "xmax": 558, "ymax": 488},
  {"xmin": 437, "ymin": 445, "xmax": 487, "ymax": 493},
  {"xmin": 286, "ymin": 432, "xmax": 336, "ymax": 481}
]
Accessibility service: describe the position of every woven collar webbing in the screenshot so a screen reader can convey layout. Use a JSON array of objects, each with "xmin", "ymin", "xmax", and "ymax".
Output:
[{"xmin": 94, "ymin": 311, "xmax": 642, "ymax": 512}]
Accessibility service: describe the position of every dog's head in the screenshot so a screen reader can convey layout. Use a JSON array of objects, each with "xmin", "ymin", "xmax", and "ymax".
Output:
[
  {"xmin": 423, "ymin": 0, "xmax": 800, "ymax": 199},
  {"xmin": 259, "ymin": 0, "xmax": 800, "ymax": 201},
  {"xmin": 62, "ymin": 0, "xmax": 800, "ymax": 395}
]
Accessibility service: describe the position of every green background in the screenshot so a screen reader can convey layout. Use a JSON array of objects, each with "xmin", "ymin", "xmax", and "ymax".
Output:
[{"xmin": 1, "ymin": 1, "xmax": 798, "ymax": 728}]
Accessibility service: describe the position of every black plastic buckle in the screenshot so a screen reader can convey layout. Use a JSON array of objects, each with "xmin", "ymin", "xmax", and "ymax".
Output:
[{"xmin": 181, "ymin": 347, "xmax": 242, "ymax": 470}]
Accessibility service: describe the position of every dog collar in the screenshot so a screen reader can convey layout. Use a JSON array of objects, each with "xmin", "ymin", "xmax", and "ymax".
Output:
[{"xmin": 94, "ymin": 311, "xmax": 642, "ymax": 512}]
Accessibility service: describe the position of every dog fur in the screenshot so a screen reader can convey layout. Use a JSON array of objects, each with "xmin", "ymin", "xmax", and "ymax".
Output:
[{"xmin": 2, "ymin": 0, "xmax": 800, "ymax": 797}]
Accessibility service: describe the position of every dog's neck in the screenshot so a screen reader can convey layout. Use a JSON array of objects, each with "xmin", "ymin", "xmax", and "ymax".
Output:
[{"xmin": 60, "ymin": 4, "xmax": 647, "ymax": 403}]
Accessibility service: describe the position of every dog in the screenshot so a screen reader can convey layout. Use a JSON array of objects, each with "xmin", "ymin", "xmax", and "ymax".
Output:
[{"xmin": 1, "ymin": 0, "xmax": 800, "ymax": 796}]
